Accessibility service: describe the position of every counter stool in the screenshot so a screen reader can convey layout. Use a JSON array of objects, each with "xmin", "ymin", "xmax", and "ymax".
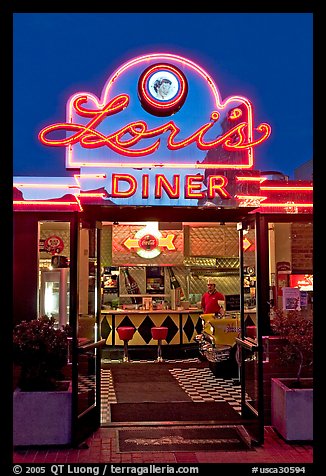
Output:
[
  {"xmin": 151, "ymin": 326, "xmax": 168, "ymax": 362},
  {"xmin": 117, "ymin": 326, "xmax": 136, "ymax": 362}
]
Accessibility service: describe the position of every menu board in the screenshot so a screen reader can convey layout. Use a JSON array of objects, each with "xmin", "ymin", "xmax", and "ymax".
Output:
[
  {"xmin": 146, "ymin": 266, "xmax": 165, "ymax": 294},
  {"xmin": 102, "ymin": 267, "xmax": 119, "ymax": 294},
  {"xmin": 282, "ymin": 287, "xmax": 301, "ymax": 311},
  {"xmin": 225, "ymin": 294, "xmax": 240, "ymax": 311}
]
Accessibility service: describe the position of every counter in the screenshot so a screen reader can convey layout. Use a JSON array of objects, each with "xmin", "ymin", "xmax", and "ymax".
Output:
[
  {"xmin": 100, "ymin": 309, "xmax": 202, "ymax": 346},
  {"xmin": 99, "ymin": 307, "xmax": 257, "ymax": 347}
]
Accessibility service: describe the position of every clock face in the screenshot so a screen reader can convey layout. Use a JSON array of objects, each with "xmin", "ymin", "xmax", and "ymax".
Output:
[{"xmin": 138, "ymin": 63, "xmax": 188, "ymax": 116}]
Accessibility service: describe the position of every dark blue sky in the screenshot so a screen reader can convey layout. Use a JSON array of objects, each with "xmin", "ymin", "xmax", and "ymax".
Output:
[{"xmin": 13, "ymin": 13, "xmax": 313, "ymax": 179}]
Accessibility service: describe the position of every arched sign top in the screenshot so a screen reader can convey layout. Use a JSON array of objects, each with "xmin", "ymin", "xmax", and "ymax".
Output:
[{"xmin": 38, "ymin": 52, "xmax": 271, "ymax": 171}]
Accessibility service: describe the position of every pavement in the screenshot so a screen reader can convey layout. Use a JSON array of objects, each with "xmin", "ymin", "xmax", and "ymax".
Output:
[
  {"xmin": 13, "ymin": 425, "xmax": 313, "ymax": 465},
  {"xmin": 12, "ymin": 358, "xmax": 314, "ymax": 468}
]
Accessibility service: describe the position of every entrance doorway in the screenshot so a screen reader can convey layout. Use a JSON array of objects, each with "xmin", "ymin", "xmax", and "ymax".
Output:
[{"xmin": 87, "ymin": 217, "xmax": 264, "ymax": 445}]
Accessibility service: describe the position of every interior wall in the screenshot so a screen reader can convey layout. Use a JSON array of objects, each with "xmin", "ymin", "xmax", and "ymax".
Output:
[
  {"xmin": 274, "ymin": 223, "xmax": 292, "ymax": 267},
  {"xmin": 100, "ymin": 222, "xmax": 241, "ymax": 305}
]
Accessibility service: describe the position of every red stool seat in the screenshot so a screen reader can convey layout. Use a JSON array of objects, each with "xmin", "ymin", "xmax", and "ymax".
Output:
[
  {"xmin": 151, "ymin": 327, "xmax": 168, "ymax": 340},
  {"xmin": 117, "ymin": 326, "xmax": 135, "ymax": 341},
  {"xmin": 117, "ymin": 326, "xmax": 135, "ymax": 362},
  {"xmin": 151, "ymin": 327, "xmax": 168, "ymax": 362}
]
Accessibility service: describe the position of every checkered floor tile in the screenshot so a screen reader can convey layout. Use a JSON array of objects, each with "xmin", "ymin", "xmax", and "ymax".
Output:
[
  {"xmin": 169, "ymin": 367, "xmax": 242, "ymax": 412},
  {"xmin": 100, "ymin": 364, "xmax": 242, "ymax": 424},
  {"xmin": 101, "ymin": 369, "xmax": 117, "ymax": 424},
  {"xmin": 78, "ymin": 375, "xmax": 96, "ymax": 395}
]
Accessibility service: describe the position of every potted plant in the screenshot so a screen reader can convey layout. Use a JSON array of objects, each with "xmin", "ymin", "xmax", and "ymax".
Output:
[
  {"xmin": 270, "ymin": 309, "xmax": 313, "ymax": 441},
  {"xmin": 13, "ymin": 316, "xmax": 73, "ymax": 446}
]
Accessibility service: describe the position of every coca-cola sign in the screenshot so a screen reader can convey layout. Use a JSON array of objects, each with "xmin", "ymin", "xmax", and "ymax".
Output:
[
  {"xmin": 124, "ymin": 224, "xmax": 175, "ymax": 259},
  {"xmin": 138, "ymin": 234, "xmax": 159, "ymax": 251},
  {"xmin": 44, "ymin": 235, "xmax": 64, "ymax": 255}
]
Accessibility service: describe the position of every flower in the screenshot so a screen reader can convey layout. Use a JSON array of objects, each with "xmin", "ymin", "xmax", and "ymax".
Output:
[{"xmin": 13, "ymin": 316, "xmax": 70, "ymax": 391}]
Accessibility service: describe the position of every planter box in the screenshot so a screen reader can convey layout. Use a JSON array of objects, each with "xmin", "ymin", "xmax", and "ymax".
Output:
[
  {"xmin": 13, "ymin": 381, "xmax": 72, "ymax": 446},
  {"xmin": 271, "ymin": 377, "xmax": 313, "ymax": 441},
  {"xmin": 262, "ymin": 336, "xmax": 313, "ymax": 424}
]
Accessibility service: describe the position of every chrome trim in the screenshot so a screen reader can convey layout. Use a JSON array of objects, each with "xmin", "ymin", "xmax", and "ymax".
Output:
[{"xmin": 195, "ymin": 332, "xmax": 231, "ymax": 363}]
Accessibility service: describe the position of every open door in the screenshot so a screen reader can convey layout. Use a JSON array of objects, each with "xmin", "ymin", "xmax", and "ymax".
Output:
[
  {"xmin": 72, "ymin": 221, "xmax": 105, "ymax": 446},
  {"xmin": 236, "ymin": 213, "xmax": 266, "ymax": 445}
]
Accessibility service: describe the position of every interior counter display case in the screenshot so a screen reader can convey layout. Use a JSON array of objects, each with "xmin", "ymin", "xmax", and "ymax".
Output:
[{"xmin": 100, "ymin": 309, "xmax": 202, "ymax": 347}]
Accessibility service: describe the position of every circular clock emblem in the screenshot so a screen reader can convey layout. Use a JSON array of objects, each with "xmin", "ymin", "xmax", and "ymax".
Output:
[{"xmin": 138, "ymin": 63, "xmax": 188, "ymax": 116}]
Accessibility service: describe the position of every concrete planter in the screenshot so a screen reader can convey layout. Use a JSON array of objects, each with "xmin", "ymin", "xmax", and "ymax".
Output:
[
  {"xmin": 271, "ymin": 377, "xmax": 313, "ymax": 441},
  {"xmin": 13, "ymin": 381, "xmax": 72, "ymax": 446}
]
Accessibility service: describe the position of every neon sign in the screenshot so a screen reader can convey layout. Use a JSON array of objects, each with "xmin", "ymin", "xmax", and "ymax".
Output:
[
  {"xmin": 13, "ymin": 170, "xmax": 313, "ymax": 212},
  {"xmin": 39, "ymin": 94, "xmax": 271, "ymax": 158},
  {"xmin": 38, "ymin": 53, "xmax": 271, "ymax": 170},
  {"xmin": 13, "ymin": 53, "xmax": 313, "ymax": 213},
  {"xmin": 110, "ymin": 173, "xmax": 231, "ymax": 200}
]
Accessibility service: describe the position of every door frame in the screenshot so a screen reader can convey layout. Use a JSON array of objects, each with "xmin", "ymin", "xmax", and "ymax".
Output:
[
  {"xmin": 236, "ymin": 212, "xmax": 268, "ymax": 445},
  {"xmin": 71, "ymin": 207, "xmax": 263, "ymax": 444},
  {"xmin": 71, "ymin": 219, "xmax": 103, "ymax": 447}
]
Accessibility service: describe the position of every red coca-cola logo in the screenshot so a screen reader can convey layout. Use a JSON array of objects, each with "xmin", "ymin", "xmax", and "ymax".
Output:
[{"xmin": 138, "ymin": 234, "xmax": 159, "ymax": 251}]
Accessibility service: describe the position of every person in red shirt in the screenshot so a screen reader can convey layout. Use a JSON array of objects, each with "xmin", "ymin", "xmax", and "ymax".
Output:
[{"xmin": 201, "ymin": 279, "xmax": 225, "ymax": 315}]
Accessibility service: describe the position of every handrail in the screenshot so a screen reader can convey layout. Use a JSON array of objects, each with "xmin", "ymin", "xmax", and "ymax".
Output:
[
  {"xmin": 235, "ymin": 337, "xmax": 260, "ymax": 351},
  {"xmin": 78, "ymin": 338, "xmax": 106, "ymax": 352}
]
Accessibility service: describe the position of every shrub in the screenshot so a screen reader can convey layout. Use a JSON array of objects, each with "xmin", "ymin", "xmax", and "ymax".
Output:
[
  {"xmin": 271, "ymin": 309, "xmax": 313, "ymax": 385},
  {"xmin": 13, "ymin": 316, "xmax": 70, "ymax": 391}
]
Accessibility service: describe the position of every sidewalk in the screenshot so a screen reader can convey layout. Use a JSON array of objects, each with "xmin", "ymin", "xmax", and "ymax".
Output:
[
  {"xmin": 13, "ymin": 359, "xmax": 314, "ymax": 466},
  {"xmin": 13, "ymin": 425, "xmax": 313, "ymax": 464}
]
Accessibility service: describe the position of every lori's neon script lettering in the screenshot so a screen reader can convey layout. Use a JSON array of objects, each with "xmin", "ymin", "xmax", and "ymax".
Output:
[{"xmin": 39, "ymin": 94, "xmax": 271, "ymax": 158}]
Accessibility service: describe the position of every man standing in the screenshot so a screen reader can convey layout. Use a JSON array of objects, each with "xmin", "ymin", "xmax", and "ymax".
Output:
[{"xmin": 201, "ymin": 278, "xmax": 225, "ymax": 315}]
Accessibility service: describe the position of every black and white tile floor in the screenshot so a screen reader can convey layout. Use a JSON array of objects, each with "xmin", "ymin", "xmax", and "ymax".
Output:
[
  {"xmin": 100, "ymin": 360, "xmax": 242, "ymax": 424},
  {"xmin": 169, "ymin": 367, "xmax": 242, "ymax": 412}
]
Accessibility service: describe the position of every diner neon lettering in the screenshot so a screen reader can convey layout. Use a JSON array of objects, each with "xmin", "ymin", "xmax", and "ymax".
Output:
[
  {"xmin": 155, "ymin": 175, "xmax": 180, "ymax": 199},
  {"xmin": 111, "ymin": 174, "xmax": 137, "ymax": 197},
  {"xmin": 39, "ymin": 93, "xmax": 271, "ymax": 158},
  {"xmin": 185, "ymin": 175, "xmax": 205, "ymax": 199},
  {"xmin": 142, "ymin": 174, "xmax": 149, "ymax": 199},
  {"xmin": 110, "ymin": 173, "xmax": 230, "ymax": 200},
  {"xmin": 207, "ymin": 176, "xmax": 232, "ymax": 199}
]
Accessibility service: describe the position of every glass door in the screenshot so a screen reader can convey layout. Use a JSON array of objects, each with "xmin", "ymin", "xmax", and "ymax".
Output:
[
  {"xmin": 37, "ymin": 218, "xmax": 104, "ymax": 446},
  {"xmin": 73, "ymin": 222, "xmax": 103, "ymax": 445},
  {"xmin": 236, "ymin": 214, "xmax": 265, "ymax": 445},
  {"xmin": 38, "ymin": 221, "xmax": 71, "ymax": 329}
]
